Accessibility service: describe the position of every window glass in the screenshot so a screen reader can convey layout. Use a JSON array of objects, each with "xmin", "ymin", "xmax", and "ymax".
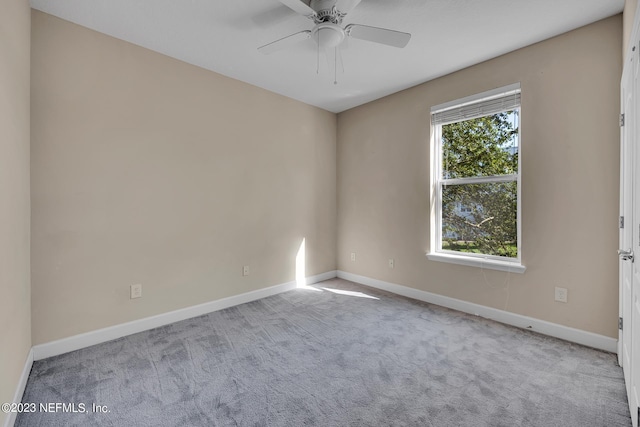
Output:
[
  {"xmin": 442, "ymin": 181, "xmax": 517, "ymax": 258},
  {"xmin": 442, "ymin": 112, "xmax": 519, "ymax": 179}
]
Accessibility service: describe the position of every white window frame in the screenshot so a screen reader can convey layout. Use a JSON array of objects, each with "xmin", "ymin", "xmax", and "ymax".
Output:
[{"xmin": 427, "ymin": 83, "xmax": 526, "ymax": 273}]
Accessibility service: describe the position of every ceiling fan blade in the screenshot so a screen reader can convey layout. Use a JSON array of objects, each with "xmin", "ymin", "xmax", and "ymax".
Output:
[
  {"xmin": 278, "ymin": 0, "xmax": 316, "ymax": 17},
  {"xmin": 251, "ymin": 5, "xmax": 297, "ymax": 28},
  {"xmin": 335, "ymin": 0, "xmax": 362, "ymax": 13},
  {"xmin": 258, "ymin": 30, "xmax": 312, "ymax": 54},
  {"xmin": 345, "ymin": 24, "xmax": 411, "ymax": 48}
]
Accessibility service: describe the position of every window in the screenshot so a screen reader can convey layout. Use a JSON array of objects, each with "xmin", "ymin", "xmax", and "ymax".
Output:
[{"xmin": 428, "ymin": 84, "xmax": 525, "ymax": 273}]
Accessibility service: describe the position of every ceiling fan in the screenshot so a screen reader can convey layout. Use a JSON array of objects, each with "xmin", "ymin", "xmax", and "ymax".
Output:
[{"xmin": 257, "ymin": 0, "xmax": 411, "ymax": 55}]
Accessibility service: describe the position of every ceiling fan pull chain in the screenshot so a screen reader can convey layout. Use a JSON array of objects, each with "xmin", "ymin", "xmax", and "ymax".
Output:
[
  {"xmin": 334, "ymin": 47, "xmax": 338, "ymax": 85},
  {"xmin": 317, "ymin": 31, "xmax": 320, "ymax": 74}
]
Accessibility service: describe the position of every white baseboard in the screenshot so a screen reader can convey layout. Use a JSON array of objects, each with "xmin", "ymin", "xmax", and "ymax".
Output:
[
  {"xmin": 3, "ymin": 348, "xmax": 34, "ymax": 427},
  {"xmin": 303, "ymin": 270, "xmax": 338, "ymax": 285},
  {"xmin": 32, "ymin": 271, "xmax": 337, "ymax": 361},
  {"xmin": 337, "ymin": 270, "xmax": 617, "ymax": 353}
]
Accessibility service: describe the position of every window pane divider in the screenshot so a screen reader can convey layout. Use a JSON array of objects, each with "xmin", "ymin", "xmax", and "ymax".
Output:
[{"xmin": 441, "ymin": 174, "xmax": 518, "ymax": 186}]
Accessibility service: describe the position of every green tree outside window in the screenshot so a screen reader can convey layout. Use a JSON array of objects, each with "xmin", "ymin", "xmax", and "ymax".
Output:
[{"xmin": 440, "ymin": 111, "xmax": 519, "ymax": 258}]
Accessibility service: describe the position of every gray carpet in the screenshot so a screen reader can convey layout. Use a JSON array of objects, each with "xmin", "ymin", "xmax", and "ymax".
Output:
[{"xmin": 16, "ymin": 278, "xmax": 631, "ymax": 426}]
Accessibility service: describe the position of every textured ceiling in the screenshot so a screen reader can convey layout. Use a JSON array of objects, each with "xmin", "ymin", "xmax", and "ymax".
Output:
[{"xmin": 30, "ymin": 0, "xmax": 624, "ymax": 113}]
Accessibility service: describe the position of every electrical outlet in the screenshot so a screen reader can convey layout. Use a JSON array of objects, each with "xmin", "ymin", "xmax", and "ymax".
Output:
[
  {"xmin": 350, "ymin": 252, "xmax": 356, "ymax": 262},
  {"xmin": 130, "ymin": 284, "xmax": 142, "ymax": 299},
  {"xmin": 243, "ymin": 265, "xmax": 250, "ymax": 276},
  {"xmin": 388, "ymin": 259, "xmax": 394, "ymax": 269},
  {"xmin": 554, "ymin": 287, "xmax": 568, "ymax": 303}
]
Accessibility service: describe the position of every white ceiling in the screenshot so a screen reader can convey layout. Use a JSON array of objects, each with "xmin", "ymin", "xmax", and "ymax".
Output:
[{"xmin": 30, "ymin": 0, "xmax": 624, "ymax": 113}]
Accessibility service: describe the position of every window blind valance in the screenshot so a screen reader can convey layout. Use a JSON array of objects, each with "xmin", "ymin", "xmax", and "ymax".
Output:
[{"xmin": 431, "ymin": 87, "xmax": 521, "ymax": 125}]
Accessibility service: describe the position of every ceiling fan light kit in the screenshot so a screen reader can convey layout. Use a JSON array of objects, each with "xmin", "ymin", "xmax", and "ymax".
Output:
[
  {"xmin": 257, "ymin": 0, "xmax": 411, "ymax": 80},
  {"xmin": 313, "ymin": 23, "xmax": 345, "ymax": 49}
]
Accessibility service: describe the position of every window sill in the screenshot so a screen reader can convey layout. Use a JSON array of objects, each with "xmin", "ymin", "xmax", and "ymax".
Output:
[{"xmin": 426, "ymin": 252, "xmax": 526, "ymax": 274}]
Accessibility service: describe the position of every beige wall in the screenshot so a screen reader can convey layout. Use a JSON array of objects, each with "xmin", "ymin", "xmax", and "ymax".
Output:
[
  {"xmin": 624, "ymin": 0, "xmax": 638, "ymax": 57},
  {"xmin": 31, "ymin": 11, "xmax": 336, "ymax": 344},
  {"xmin": 337, "ymin": 16, "xmax": 622, "ymax": 338},
  {"xmin": 0, "ymin": 0, "xmax": 31, "ymax": 423}
]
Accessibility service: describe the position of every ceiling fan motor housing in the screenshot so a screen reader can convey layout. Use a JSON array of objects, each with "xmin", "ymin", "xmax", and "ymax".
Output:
[{"xmin": 310, "ymin": 0, "xmax": 344, "ymax": 24}]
